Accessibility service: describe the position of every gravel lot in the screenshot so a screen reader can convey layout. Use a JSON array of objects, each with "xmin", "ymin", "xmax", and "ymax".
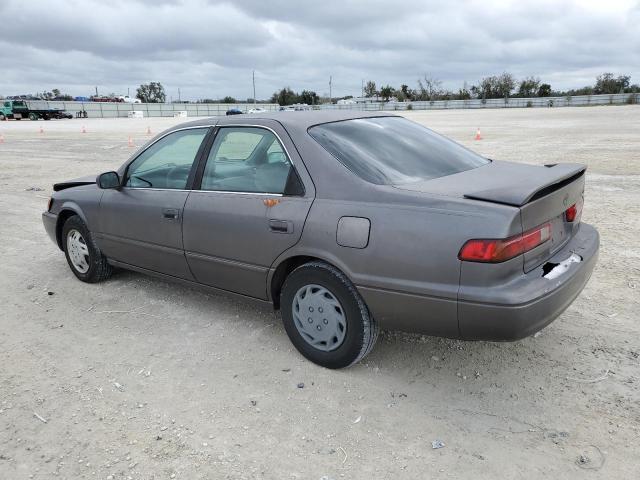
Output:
[{"xmin": 1, "ymin": 106, "xmax": 639, "ymax": 479}]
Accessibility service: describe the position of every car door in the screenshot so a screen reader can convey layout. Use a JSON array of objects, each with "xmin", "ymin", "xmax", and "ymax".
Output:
[
  {"xmin": 96, "ymin": 127, "xmax": 211, "ymax": 279},
  {"xmin": 183, "ymin": 124, "xmax": 313, "ymax": 299}
]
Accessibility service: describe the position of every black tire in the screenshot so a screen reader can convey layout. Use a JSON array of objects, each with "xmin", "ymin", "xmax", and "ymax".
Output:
[
  {"xmin": 280, "ymin": 261, "xmax": 378, "ymax": 369},
  {"xmin": 62, "ymin": 215, "xmax": 113, "ymax": 283},
  {"xmin": 0, "ymin": 113, "xmax": 6, "ymax": 121},
  {"xmin": 29, "ymin": 113, "xmax": 38, "ymax": 121}
]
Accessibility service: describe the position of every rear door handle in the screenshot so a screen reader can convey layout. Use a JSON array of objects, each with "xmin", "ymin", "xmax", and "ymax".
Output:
[
  {"xmin": 269, "ymin": 219, "xmax": 293, "ymax": 234},
  {"xmin": 162, "ymin": 208, "xmax": 180, "ymax": 220}
]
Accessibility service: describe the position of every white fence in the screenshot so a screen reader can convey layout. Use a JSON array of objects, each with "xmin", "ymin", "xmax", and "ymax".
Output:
[
  {"xmin": 24, "ymin": 101, "xmax": 279, "ymax": 118},
  {"xmin": 320, "ymin": 93, "xmax": 640, "ymax": 111},
  {"xmin": 23, "ymin": 93, "xmax": 639, "ymax": 118}
]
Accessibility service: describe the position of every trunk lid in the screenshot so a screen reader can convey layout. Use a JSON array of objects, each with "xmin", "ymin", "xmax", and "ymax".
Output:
[
  {"xmin": 518, "ymin": 169, "xmax": 584, "ymax": 272},
  {"xmin": 393, "ymin": 160, "xmax": 586, "ymax": 271}
]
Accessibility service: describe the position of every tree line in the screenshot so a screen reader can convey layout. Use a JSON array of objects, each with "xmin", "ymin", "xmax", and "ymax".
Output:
[
  {"xmin": 357, "ymin": 72, "xmax": 638, "ymax": 103},
  {"xmin": 11, "ymin": 72, "xmax": 636, "ymax": 105}
]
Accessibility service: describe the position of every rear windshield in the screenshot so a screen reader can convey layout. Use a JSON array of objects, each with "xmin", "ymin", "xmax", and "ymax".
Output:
[{"xmin": 308, "ymin": 116, "xmax": 489, "ymax": 185}]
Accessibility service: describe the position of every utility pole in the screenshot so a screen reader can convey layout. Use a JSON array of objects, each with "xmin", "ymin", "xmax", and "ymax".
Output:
[
  {"xmin": 329, "ymin": 76, "xmax": 332, "ymax": 104},
  {"xmin": 178, "ymin": 88, "xmax": 181, "ymax": 102},
  {"xmin": 252, "ymin": 70, "xmax": 256, "ymax": 106},
  {"xmin": 127, "ymin": 87, "xmax": 130, "ymax": 97},
  {"xmin": 95, "ymin": 86, "xmax": 98, "ymax": 96},
  {"xmin": 361, "ymin": 79, "xmax": 364, "ymax": 99}
]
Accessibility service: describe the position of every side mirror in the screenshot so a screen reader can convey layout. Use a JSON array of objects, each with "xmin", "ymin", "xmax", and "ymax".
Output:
[{"xmin": 97, "ymin": 171, "xmax": 120, "ymax": 189}]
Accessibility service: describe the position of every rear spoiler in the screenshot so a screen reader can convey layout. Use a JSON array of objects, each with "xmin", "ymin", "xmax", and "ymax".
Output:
[
  {"xmin": 463, "ymin": 163, "xmax": 586, "ymax": 207},
  {"xmin": 53, "ymin": 175, "xmax": 97, "ymax": 192}
]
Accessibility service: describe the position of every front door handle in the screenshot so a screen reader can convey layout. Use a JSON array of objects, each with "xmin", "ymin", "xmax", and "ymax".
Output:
[
  {"xmin": 269, "ymin": 219, "xmax": 293, "ymax": 234},
  {"xmin": 162, "ymin": 208, "xmax": 180, "ymax": 220}
]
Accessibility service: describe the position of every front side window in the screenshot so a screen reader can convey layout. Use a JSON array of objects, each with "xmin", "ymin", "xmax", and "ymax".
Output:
[
  {"xmin": 201, "ymin": 127, "xmax": 293, "ymax": 193},
  {"xmin": 308, "ymin": 117, "xmax": 489, "ymax": 185},
  {"xmin": 125, "ymin": 128, "xmax": 209, "ymax": 189}
]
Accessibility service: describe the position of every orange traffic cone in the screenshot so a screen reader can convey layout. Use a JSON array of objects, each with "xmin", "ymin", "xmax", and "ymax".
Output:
[
  {"xmin": 128, "ymin": 136, "xmax": 135, "ymax": 147},
  {"xmin": 146, "ymin": 126, "xmax": 151, "ymax": 135},
  {"xmin": 474, "ymin": 127, "xmax": 482, "ymax": 140},
  {"xmin": 81, "ymin": 125, "xmax": 87, "ymax": 134},
  {"xmin": 0, "ymin": 134, "xmax": 4, "ymax": 144},
  {"xmin": 39, "ymin": 126, "xmax": 44, "ymax": 134}
]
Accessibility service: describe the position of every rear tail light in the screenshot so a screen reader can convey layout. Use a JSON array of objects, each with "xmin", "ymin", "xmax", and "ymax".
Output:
[
  {"xmin": 565, "ymin": 197, "xmax": 583, "ymax": 222},
  {"xmin": 459, "ymin": 223, "xmax": 551, "ymax": 263}
]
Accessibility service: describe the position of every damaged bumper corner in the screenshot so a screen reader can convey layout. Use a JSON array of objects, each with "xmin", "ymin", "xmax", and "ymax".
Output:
[{"xmin": 458, "ymin": 222, "xmax": 599, "ymax": 340}]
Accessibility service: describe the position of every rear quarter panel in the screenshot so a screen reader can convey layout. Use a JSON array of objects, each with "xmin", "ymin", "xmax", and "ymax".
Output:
[{"xmin": 276, "ymin": 194, "xmax": 521, "ymax": 337}]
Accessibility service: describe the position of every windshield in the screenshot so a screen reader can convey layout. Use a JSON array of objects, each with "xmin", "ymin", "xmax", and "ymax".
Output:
[{"xmin": 308, "ymin": 117, "xmax": 489, "ymax": 185}]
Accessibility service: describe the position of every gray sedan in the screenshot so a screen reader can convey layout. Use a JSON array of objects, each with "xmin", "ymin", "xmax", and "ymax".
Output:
[{"xmin": 42, "ymin": 111, "xmax": 599, "ymax": 368}]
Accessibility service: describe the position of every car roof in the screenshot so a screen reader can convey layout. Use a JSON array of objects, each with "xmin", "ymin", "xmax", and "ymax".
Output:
[{"xmin": 174, "ymin": 110, "xmax": 398, "ymax": 131}]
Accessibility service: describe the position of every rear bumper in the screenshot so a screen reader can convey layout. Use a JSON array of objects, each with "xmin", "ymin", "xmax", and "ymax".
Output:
[
  {"xmin": 42, "ymin": 211, "xmax": 59, "ymax": 248},
  {"xmin": 458, "ymin": 222, "xmax": 599, "ymax": 340}
]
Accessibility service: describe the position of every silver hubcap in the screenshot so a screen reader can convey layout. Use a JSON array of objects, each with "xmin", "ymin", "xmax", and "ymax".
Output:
[
  {"xmin": 292, "ymin": 284, "xmax": 347, "ymax": 351},
  {"xmin": 67, "ymin": 229, "xmax": 90, "ymax": 273}
]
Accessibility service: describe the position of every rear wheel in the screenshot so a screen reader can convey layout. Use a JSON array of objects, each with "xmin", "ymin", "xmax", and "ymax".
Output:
[
  {"xmin": 28, "ymin": 112, "xmax": 38, "ymax": 121},
  {"xmin": 62, "ymin": 215, "xmax": 113, "ymax": 283},
  {"xmin": 280, "ymin": 261, "xmax": 378, "ymax": 369}
]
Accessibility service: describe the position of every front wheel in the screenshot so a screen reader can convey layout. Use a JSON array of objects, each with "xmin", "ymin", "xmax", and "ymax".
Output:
[
  {"xmin": 62, "ymin": 215, "xmax": 113, "ymax": 283},
  {"xmin": 280, "ymin": 262, "xmax": 378, "ymax": 369},
  {"xmin": 0, "ymin": 113, "xmax": 6, "ymax": 121},
  {"xmin": 29, "ymin": 113, "xmax": 38, "ymax": 121}
]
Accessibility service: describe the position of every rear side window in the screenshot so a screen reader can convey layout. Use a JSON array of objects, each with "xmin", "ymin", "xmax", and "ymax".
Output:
[
  {"xmin": 308, "ymin": 117, "xmax": 489, "ymax": 185},
  {"xmin": 200, "ymin": 127, "xmax": 293, "ymax": 193}
]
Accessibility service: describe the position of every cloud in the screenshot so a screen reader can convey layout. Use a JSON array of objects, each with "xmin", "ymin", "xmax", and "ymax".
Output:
[{"xmin": 0, "ymin": 0, "xmax": 637, "ymax": 100}]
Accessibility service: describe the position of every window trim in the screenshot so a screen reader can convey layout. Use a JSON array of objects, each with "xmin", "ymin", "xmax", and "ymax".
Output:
[
  {"xmin": 122, "ymin": 126, "xmax": 213, "ymax": 191},
  {"xmin": 193, "ymin": 124, "xmax": 305, "ymax": 196}
]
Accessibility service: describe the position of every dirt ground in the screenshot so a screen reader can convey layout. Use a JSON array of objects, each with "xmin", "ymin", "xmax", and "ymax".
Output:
[{"xmin": 1, "ymin": 106, "xmax": 639, "ymax": 479}]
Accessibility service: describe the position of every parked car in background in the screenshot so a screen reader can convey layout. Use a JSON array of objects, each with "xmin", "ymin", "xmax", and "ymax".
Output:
[
  {"xmin": 225, "ymin": 108, "xmax": 243, "ymax": 115},
  {"xmin": 90, "ymin": 96, "xmax": 123, "ymax": 103},
  {"xmin": 42, "ymin": 111, "xmax": 599, "ymax": 369},
  {"xmin": 118, "ymin": 95, "xmax": 142, "ymax": 104},
  {"xmin": 248, "ymin": 107, "xmax": 268, "ymax": 114}
]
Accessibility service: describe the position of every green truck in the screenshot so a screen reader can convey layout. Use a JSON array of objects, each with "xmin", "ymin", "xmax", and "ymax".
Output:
[{"xmin": 1, "ymin": 100, "xmax": 73, "ymax": 121}]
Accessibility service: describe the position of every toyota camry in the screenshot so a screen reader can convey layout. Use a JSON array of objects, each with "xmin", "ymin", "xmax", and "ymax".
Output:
[{"xmin": 42, "ymin": 111, "xmax": 599, "ymax": 368}]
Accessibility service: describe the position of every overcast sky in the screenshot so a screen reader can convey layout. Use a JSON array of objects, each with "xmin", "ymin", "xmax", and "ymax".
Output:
[{"xmin": 0, "ymin": 0, "xmax": 638, "ymax": 100}]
